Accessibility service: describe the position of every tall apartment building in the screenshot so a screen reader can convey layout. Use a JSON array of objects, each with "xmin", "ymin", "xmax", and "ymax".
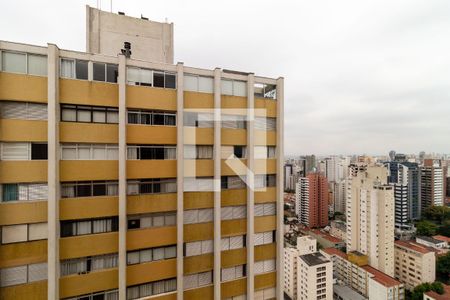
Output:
[
  {"xmin": 321, "ymin": 248, "xmax": 405, "ymax": 300},
  {"xmin": 346, "ymin": 166, "xmax": 395, "ymax": 277},
  {"xmin": 296, "ymin": 173, "xmax": 328, "ymax": 228},
  {"xmin": 284, "ymin": 163, "xmax": 294, "ymax": 192},
  {"xmin": 394, "ymin": 240, "xmax": 436, "ymax": 291},
  {"xmin": 297, "ymin": 252, "xmax": 332, "ymax": 300},
  {"xmin": 283, "ymin": 236, "xmax": 316, "ymax": 299},
  {"xmin": 420, "ymin": 159, "xmax": 444, "ymax": 211},
  {"xmin": 0, "ymin": 6, "xmax": 284, "ymax": 300}
]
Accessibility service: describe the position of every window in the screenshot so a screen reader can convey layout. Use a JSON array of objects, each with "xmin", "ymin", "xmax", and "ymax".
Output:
[
  {"xmin": 61, "ymin": 105, "xmax": 118, "ymax": 124},
  {"xmin": 127, "ymin": 67, "xmax": 176, "ymax": 88},
  {"xmin": 127, "ymin": 178, "xmax": 177, "ymax": 195},
  {"xmin": 184, "ymin": 177, "xmax": 214, "ymax": 192},
  {"xmin": 126, "ymin": 278, "xmax": 176, "ymax": 300},
  {"xmin": 184, "ymin": 271, "xmax": 213, "ymax": 290},
  {"xmin": 183, "ymin": 145, "xmax": 213, "ymax": 159},
  {"xmin": 221, "ymin": 206, "xmax": 246, "ymax": 220},
  {"xmin": 1, "ymin": 183, "xmax": 47, "ymax": 202},
  {"xmin": 127, "ymin": 109, "xmax": 176, "ymax": 126},
  {"xmin": 254, "ymin": 203, "xmax": 276, "ymax": 217},
  {"xmin": 221, "ymin": 265, "xmax": 245, "ymax": 281},
  {"xmin": 184, "ymin": 74, "xmax": 213, "ymax": 93},
  {"xmin": 93, "ymin": 62, "xmax": 118, "ymax": 83},
  {"xmin": 1, "ymin": 222, "xmax": 48, "ymax": 244},
  {"xmin": 0, "ymin": 262, "xmax": 47, "ymax": 287},
  {"xmin": 60, "ymin": 253, "xmax": 118, "ymax": 276},
  {"xmin": 127, "ymin": 245, "xmax": 176, "ymax": 265},
  {"xmin": 184, "ymin": 208, "xmax": 213, "ymax": 224},
  {"xmin": 221, "ymin": 235, "xmax": 245, "ymax": 251},
  {"xmin": 254, "ymin": 174, "xmax": 276, "ymax": 189},
  {"xmin": 221, "ymin": 176, "xmax": 246, "ymax": 190},
  {"xmin": 127, "ymin": 212, "xmax": 176, "ymax": 230},
  {"xmin": 60, "ymin": 217, "xmax": 118, "ymax": 237},
  {"xmin": 254, "ymin": 259, "xmax": 275, "ymax": 275},
  {"xmin": 61, "ymin": 181, "xmax": 118, "ymax": 198},
  {"xmin": 221, "ymin": 79, "xmax": 246, "ymax": 96},
  {"xmin": 0, "ymin": 142, "xmax": 47, "ymax": 160},
  {"xmin": 254, "ymin": 146, "xmax": 276, "ymax": 159},
  {"xmin": 0, "ymin": 101, "xmax": 47, "ymax": 120},
  {"xmin": 1, "ymin": 51, "xmax": 47, "ymax": 76},
  {"xmin": 61, "ymin": 144, "xmax": 118, "ymax": 160},
  {"xmin": 61, "ymin": 289, "xmax": 119, "ymax": 300},
  {"xmin": 184, "ymin": 240, "xmax": 214, "ymax": 257},
  {"xmin": 221, "ymin": 146, "xmax": 247, "ymax": 159},
  {"xmin": 222, "ymin": 114, "xmax": 246, "ymax": 129},
  {"xmin": 254, "ymin": 83, "xmax": 276, "ymax": 99},
  {"xmin": 254, "ymin": 231, "xmax": 275, "ymax": 246},
  {"xmin": 184, "ymin": 112, "xmax": 214, "ymax": 128},
  {"xmin": 255, "ymin": 117, "xmax": 276, "ymax": 131},
  {"xmin": 59, "ymin": 58, "xmax": 89, "ymax": 79},
  {"xmin": 27, "ymin": 54, "xmax": 47, "ymax": 76},
  {"xmin": 127, "ymin": 145, "xmax": 176, "ymax": 160}
]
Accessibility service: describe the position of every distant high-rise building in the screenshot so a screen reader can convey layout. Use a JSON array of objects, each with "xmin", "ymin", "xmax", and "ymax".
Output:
[
  {"xmin": 284, "ymin": 163, "xmax": 294, "ymax": 191},
  {"xmin": 421, "ymin": 159, "xmax": 445, "ymax": 211},
  {"xmin": 346, "ymin": 166, "xmax": 395, "ymax": 277},
  {"xmin": 389, "ymin": 150, "xmax": 396, "ymax": 161},
  {"xmin": 296, "ymin": 173, "xmax": 329, "ymax": 228}
]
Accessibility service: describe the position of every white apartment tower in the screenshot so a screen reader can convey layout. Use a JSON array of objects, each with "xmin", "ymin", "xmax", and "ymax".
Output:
[
  {"xmin": 295, "ymin": 177, "xmax": 309, "ymax": 225},
  {"xmin": 346, "ymin": 166, "xmax": 395, "ymax": 277}
]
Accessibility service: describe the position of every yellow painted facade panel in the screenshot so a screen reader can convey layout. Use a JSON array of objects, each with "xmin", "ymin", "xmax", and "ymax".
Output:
[
  {"xmin": 126, "ymin": 259, "xmax": 176, "ymax": 286},
  {"xmin": 183, "ymin": 159, "xmax": 213, "ymax": 177},
  {"xmin": 255, "ymin": 98, "xmax": 277, "ymax": 118},
  {"xmin": 221, "ymin": 248, "xmax": 246, "ymax": 268},
  {"xmin": 221, "ymin": 219, "xmax": 247, "ymax": 237},
  {"xmin": 255, "ymin": 187, "xmax": 276, "ymax": 203},
  {"xmin": 184, "ymin": 91, "xmax": 214, "ymax": 109},
  {"xmin": 221, "ymin": 96, "xmax": 247, "ymax": 110},
  {"xmin": 59, "ymin": 268, "xmax": 118, "ymax": 299},
  {"xmin": 60, "ymin": 232, "xmax": 118, "ymax": 260},
  {"xmin": 221, "ymin": 159, "xmax": 247, "ymax": 176},
  {"xmin": 184, "ymin": 192, "xmax": 213, "ymax": 209},
  {"xmin": 0, "ymin": 201, "xmax": 47, "ymax": 226},
  {"xmin": 221, "ymin": 128, "xmax": 246, "ymax": 146},
  {"xmin": 221, "ymin": 278, "xmax": 247, "ymax": 299},
  {"xmin": 0, "ymin": 73, "xmax": 47, "ymax": 103},
  {"xmin": 255, "ymin": 271, "xmax": 276, "ymax": 290},
  {"xmin": 255, "ymin": 243, "xmax": 276, "ymax": 262},
  {"xmin": 60, "ymin": 122, "xmax": 118, "ymax": 143},
  {"xmin": 184, "ymin": 285, "xmax": 214, "ymax": 300},
  {"xmin": 221, "ymin": 189, "xmax": 246, "ymax": 207},
  {"xmin": 60, "ymin": 196, "xmax": 118, "ymax": 220},
  {"xmin": 59, "ymin": 79, "xmax": 118, "ymax": 107},
  {"xmin": 254, "ymin": 159, "xmax": 276, "ymax": 175},
  {"xmin": 0, "ymin": 161, "xmax": 47, "ymax": 183},
  {"xmin": 184, "ymin": 223, "xmax": 214, "ymax": 242},
  {"xmin": 127, "ymin": 85, "xmax": 176, "ymax": 111},
  {"xmin": 255, "ymin": 130, "xmax": 276, "ymax": 146},
  {"xmin": 183, "ymin": 253, "xmax": 213, "ymax": 274},
  {"xmin": 0, "ymin": 240, "xmax": 47, "ymax": 268},
  {"xmin": 0, "ymin": 119, "xmax": 47, "ymax": 142},
  {"xmin": 127, "ymin": 160, "xmax": 176, "ymax": 179},
  {"xmin": 127, "ymin": 226, "xmax": 176, "ymax": 251},
  {"xmin": 255, "ymin": 216, "xmax": 276, "ymax": 233},
  {"xmin": 184, "ymin": 127, "xmax": 214, "ymax": 145},
  {"xmin": 127, "ymin": 193, "xmax": 177, "ymax": 215},
  {"xmin": 0, "ymin": 280, "xmax": 47, "ymax": 300},
  {"xmin": 60, "ymin": 160, "xmax": 118, "ymax": 181},
  {"xmin": 127, "ymin": 125, "xmax": 176, "ymax": 144}
]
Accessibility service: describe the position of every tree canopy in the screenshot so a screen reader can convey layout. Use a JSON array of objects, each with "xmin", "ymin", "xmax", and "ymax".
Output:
[
  {"xmin": 410, "ymin": 282, "xmax": 444, "ymax": 300},
  {"xmin": 416, "ymin": 220, "xmax": 438, "ymax": 236},
  {"xmin": 436, "ymin": 251, "xmax": 450, "ymax": 284}
]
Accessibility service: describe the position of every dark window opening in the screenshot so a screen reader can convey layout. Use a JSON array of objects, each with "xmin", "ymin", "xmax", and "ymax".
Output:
[
  {"xmin": 153, "ymin": 72, "xmax": 165, "ymax": 88},
  {"xmin": 76, "ymin": 60, "xmax": 88, "ymax": 80},
  {"xmin": 106, "ymin": 64, "xmax": 118, "ymax": 83},
  {"xmin": 165, "ymin": 74, "xmax": 176, "ymax": 89},
  {"xmin": 128, "ymin": 219, "xmax": 140, "ymax": 229},
  {"xmin": 31, "ymin": 143, "xmax": 48, "ymax": 160},
  {"xmin": 93, "ymin": 63, "xmax": 105, "ymax": 81},
  {"xmin": 234, "ymin": 146, "xmax": 244, "ymax": 158}
]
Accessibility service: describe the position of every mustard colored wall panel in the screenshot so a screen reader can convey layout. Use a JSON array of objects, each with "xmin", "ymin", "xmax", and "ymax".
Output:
[
  {"xmin": 221, "ymin": 278, "xmax": 246, "ymax": 299},
  {"xmin": 0, "ymin": 240, "xmax": 47, "ymax": 268},
  {"xmin": 254, "ymin": 159, "xmax": 276, "ymax": 175},
  {"xmin": 221, "ymin": 219, "xmax": 246, "ymax": 237},
  {"xmin": 184, "ymin": 253, "xmax": 213, "ymax": 275},
  {"xmin": 127, "ymin": 259, "xmax": 176, "ymax": 286},
  {"xmin": 255, "ymin": 216, "xmax": 276, "ymax": 233},
  {"xmin": 0, "ymin": 119, "xmax": 47, "ymax": 142},
  {"xmin": 184, "ymin": 159, "xmax": 213, "ymax": 177},
  {"xmin": 127, "ymin": 193, "xmax": 177, "ymax": 215},
  {"xmin": 127, "ymin": 160, "xmax": 176, "ymax": 179},
  {"xmin": 221, "ymin": 95, "xmax": 247, "ymax": 110},
  {"xmin": 127, "ymin": 226, "xmax": 176, "ymax": 251},
  {"xmin": 0, "ymin": 73, "xmax": 47, "ymax": 103},
  {"xmin": 60, "ymin": 196, "xmax": 118, "ymax": 220},
  {"xmin": 60, "ymin": 122, "xmax": 118, "ymax": 143},
  {"xmin": 59, "ymin": 268, "xmax": 118, "ymax": 299},
  {"xmin": 184, "ymin": 223, "xmax": 213, "ymax": 242},
  {"xmin": 184, "ymin": 91, "xmax": 214, "ymax": 109},
  {"xmin": 221, "ymin": 128, "xmax": 246, "ymax": 146},
  {"xmin": 221, "ymin": 189, "xmax": 246, "ymax": 207},
  {"xmin": 255, "ymin": 271, "xmax": 276, "ymax": 290},
  {"xmin": 255, "ymin": 243, "xmax": 276, "ymax": 262},
  {"xmin": 150, "ymin": 293, "xmax": 177, "ymax": 300},
  {"xmin": 221, "ymin": 248, "xmax": 246, "ymax": 268},
  {"xmin": 0, "ymin": 280, "xmax": 47, "ymax": 300},
  {"xmin": 255, "ymin": 187, "xmax": 276, "ymax": 203},
  {"xmin": 60, "ymin": 232, "xmax": 118, "ymax": 260},
  {"xmin": 59, "ymin": 79, "xmax": 118, "ymax": 107},
  {"xmin": 184, "ymin": 285, "xmax": 214, "ymax": 300},
  {"xmin": 60, "ymin": 160, "xmax": 118, "ymax": 181},
  {"xmin": 127, "ymin": 125, "xmax": 176, "ymax": 145},
  {"xmin": 127, "ymin": 86, "xmax": 176, "ymax": 111},
  {"xmin": 0, "ymin": 161, "xmax": 47, "ymax": 183},
  {"xmin": 0, "ymin": 201, "xmax": 47, "ymax": 226},
  {"xmin": 184, "ymin": 192, "xmax": 213, "ymax": 209},
  {"xmin": 255, "ymin": 98, "xmax": 277, "ymax": 118},
  {"xmin": 184, "ymin": 127, "xmax": 213, "ymax": 145},
  {"xmin": 255, "ymin": 130, "xmax": 276, "ymax": 146},
  {"xmin": 221, "ymin": 159, "xmax": 247, "ymax": 176}
]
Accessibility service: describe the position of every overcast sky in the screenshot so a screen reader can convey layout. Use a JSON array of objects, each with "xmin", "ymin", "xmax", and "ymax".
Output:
[{"xmin": 1, "ymin": 0, "xmax": 449, "ymax": 156}]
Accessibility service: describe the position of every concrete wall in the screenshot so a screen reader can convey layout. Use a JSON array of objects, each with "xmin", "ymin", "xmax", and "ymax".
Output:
[{"xmin": 86, "ymin": 6, "xmax": 174, "ymax": 64}]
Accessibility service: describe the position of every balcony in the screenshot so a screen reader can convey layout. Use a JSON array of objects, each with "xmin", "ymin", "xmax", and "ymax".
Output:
[
  {"xmin": 60, "ymin": 196, "xmax": 118, "ymax": 220},
  {"xmin": 59, "ymin": 78, "xmax": 118, "ymax": 107}
]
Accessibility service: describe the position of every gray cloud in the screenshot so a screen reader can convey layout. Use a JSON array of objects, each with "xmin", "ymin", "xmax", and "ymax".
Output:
[{"xmin": 1, "ymin": 0, "xmax": 449, "ymax": 156}]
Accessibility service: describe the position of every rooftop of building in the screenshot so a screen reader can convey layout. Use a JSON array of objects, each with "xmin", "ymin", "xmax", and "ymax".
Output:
[
  {"xmin": 395, "ymin": 240, "xmax": 436, "ymax": 254},
  {"xmin": 322, "ymin": 247, "xmax": 348, "ymax": 259},
  {"xmin": 362, "ymin": 265, "xmax": 403, "ymax": 288},
  {"xmin": 309, "ymin": 229, "xmax": 344, "ymax": 244},
  {"xmin": 417, "ymin": 236, "xmax": 446, "ymax": 244},
  {"xmin": 424, "ymin": 284, "xmax": 450, "ymax": 300},
  {"xmin": 333, "ymin": 284, "xmax": 367, "ymax": 300},
  {"xmin": 433, "ymin": 235, "xmax": 450, "ymax": 243},
  {"xmin": 300, "ymin": 252, "xmax": 330, "ymax": 267}
]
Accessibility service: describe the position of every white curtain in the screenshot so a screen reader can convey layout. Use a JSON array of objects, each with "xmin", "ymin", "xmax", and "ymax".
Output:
[
  {"xmin": 27, "ymin": 103, "xmax": 47, "ymax": 120},
  {"xmin": 2, "ymin": 52, "xmax": 26, "ymax": 73},
  {"xmin": 28, "ymin": 55, "xmax": 47, "ymax": 76},
  {"xmin": 221, "ymin": 237, "xmax": 230, "ymax": 251},
  {"xmin": 60, "ymin": 59, "xmax": 75, "ymax": 78},
  {"xmin": 201, "ymin": 240, "xmax": 214, "ymax": 254},
  {"xmin": 198, "ymin": 271, "xmax": 212, "ymax": 286},
  {"xmin": 198, "ymin": 76, "xmax": 214, "ymax": 93},
  {"xmin": 127, "ymin": 252, "xmax": 140, "ymax": 265},
  {"xmin": 0, "ymin": 101, "xmax": 27, "ymax": 119},
  {"xmin": 153, "ymin": 280, "xmax": 165, "ymax": 294},
  {"xmin": 233, "ymin": 81, "xmax": 247, "ymax": 97},
  {"xmin": 140, "ymin": 249, "xmax": 152, "ymax": 263},
  {"xmin": 221, "ymin": 79, "xmax": 233, "ymax": 95},
  {"xmin": 184, "ymin": 75, "xmax": 198, "ymax": 92},
  {"xmin": 153, "ymin": 248, "xmax": 165, "ymax": 261},
  {"xmin": 126, "ymin": 67, "xmax": 140, "ymax": 84},
  {"xmin": 77, "ymin": 221, "xmax": 91, "ymax": 235},
  {"xmin": 197, "ymin": 145, "xmax": 213, "ymax": 159},
  {"xmin": 184, "ymin": 274, "xmax": 198, "ymax": 290}
]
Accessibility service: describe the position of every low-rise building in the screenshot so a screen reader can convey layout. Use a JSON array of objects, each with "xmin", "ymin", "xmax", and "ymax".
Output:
[
  {"xmin": 394, "ymin": 240, "xmax": 436, "ymax": 290},
  {"xmin": 424, "ymin": 283, "xmax": 450, "ymax": 300},
  {"xmin": 298, "ymin": 252, "xmax": 333, "ymax": 300},
  {"xmin": 330, "ymin": 220, "xmax": 347, "ymax": 242},
  {"xmin": 305, "ymin": 229, "xmax": 345, "ymax": 249},
  {"xmin": 333, "ymin": 284, "xmax": 367, "ymax": 300},
  {"xmin": 416, "ymin": 236, "xmax": 447, "ymax": 250}
]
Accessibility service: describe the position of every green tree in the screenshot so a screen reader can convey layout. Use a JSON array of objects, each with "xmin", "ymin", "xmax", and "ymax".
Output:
[
  {"xmin": 423, "ymin": 206, "xmax": 450, "ymax": 224},
  {"xmin": 436, "ymin": 251, "xmax": 450, "ymax": 284},
  {"xmin": 437, "ymin": 220, "xmax": 450, "ymax": 237},
  {"xmin": 410, "ymin": 282, "xmax": 444, "ymax": 300},
  {"xmin": 416, "ymin": 220, "xmax": 438, "ymax": 236}
]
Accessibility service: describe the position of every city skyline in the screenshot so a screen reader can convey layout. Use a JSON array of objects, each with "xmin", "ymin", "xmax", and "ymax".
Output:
[{"xmin": 1, "ymin": 0, "xmax": 449, "ymax": 155}]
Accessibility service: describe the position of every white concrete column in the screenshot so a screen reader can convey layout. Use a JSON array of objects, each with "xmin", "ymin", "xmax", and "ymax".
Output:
[
  {"xmin": 176, "ymin": 62, "xmax": 184, "ymax": 300},
  {"xmin": 213, "ymin": 68, "xmax": 222, "ymax": 300},
  {"xmin": 88, "ymin": 60, "xmax": 93, "ymax": 81},
  {"xmin": 118, "ymin": 54, "xmax": 127, "ymax": 300},
  {"xmin": 47, "ymin": 43, "xmax": 60, "ymax": 300},
  {"xmin": 246, "ymin": 74, "xmax": 255, "ymax": 299},
  {"xmin": 276, "ymin": 77, "xmax": 285, "ymax": 300}
]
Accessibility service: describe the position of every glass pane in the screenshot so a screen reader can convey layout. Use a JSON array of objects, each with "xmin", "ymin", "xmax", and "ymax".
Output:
[
  {"xmin": 107, "ymin": 111, "xmax": 119, "ymax": 124},
  {"xmin": 140, "ymin": 69, "xmax": 152, "ymax": 86},
  {"xmin": 93, "ymin": 63, "xmax": 106, "ymax": 81},
  {"xmin": 62, "ymin": 147, "xmax": 77, "ymax": 160},
  {"xmin": 153, "ymin": 72, "xmax": 164, "ymax": 87},
  {"xmin": 93, "ymin": 110, "xmax": 106, "ymax": 123},
  {"xmin": 61, "ymin": 59, "xmax": 75, "ymax": 78},
  {"xmin": 2, "ymin": 52, "xmax": 26, "ymax": 73},
  {"xmin": 165, "ymin": 73, "xmax": 176, "ymax": 88},
  {"xmin": 78, "ymin": 147, "xmax": 90, "ymax": 159},
  {"xmin": 76, "ymin": 60, "xmax": 88, "ymax": 80},
  {"xmin": 77, "ymin": 110, "xmax": 91, "ymax": 122},
  {"xmin": 62, "ymin": 108, "xmax": 76, "ymax": 121},
  {"xmin": 127, "ymin": 67, "xmax": 140, "ymax": 84},
  {"xmin": 106, "ymin": 64, "xmax": 118, "ymax": 83},
  {"xmin": 28, "ymin": 55, "xmax": 47, "ymax": 76}
]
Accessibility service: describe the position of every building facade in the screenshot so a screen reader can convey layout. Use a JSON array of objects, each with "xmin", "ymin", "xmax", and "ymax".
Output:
[
  {"xmin": 297, "ymin": 252, "xmax": 332, "ymax": 300},
  {"xmin": 296, "ymin": 173, "xmax": 329, "ymax": 228},
  {"xmin": 346, "ymin": 166, "xmax": 395, "ymax": 277},
  {"xmin": 420, "ymin": 159, "xmax": 444, "ymax": 211},
  {"xmin": 0, "ymin": 8, "xmax": 284, "ymax": 300}
]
